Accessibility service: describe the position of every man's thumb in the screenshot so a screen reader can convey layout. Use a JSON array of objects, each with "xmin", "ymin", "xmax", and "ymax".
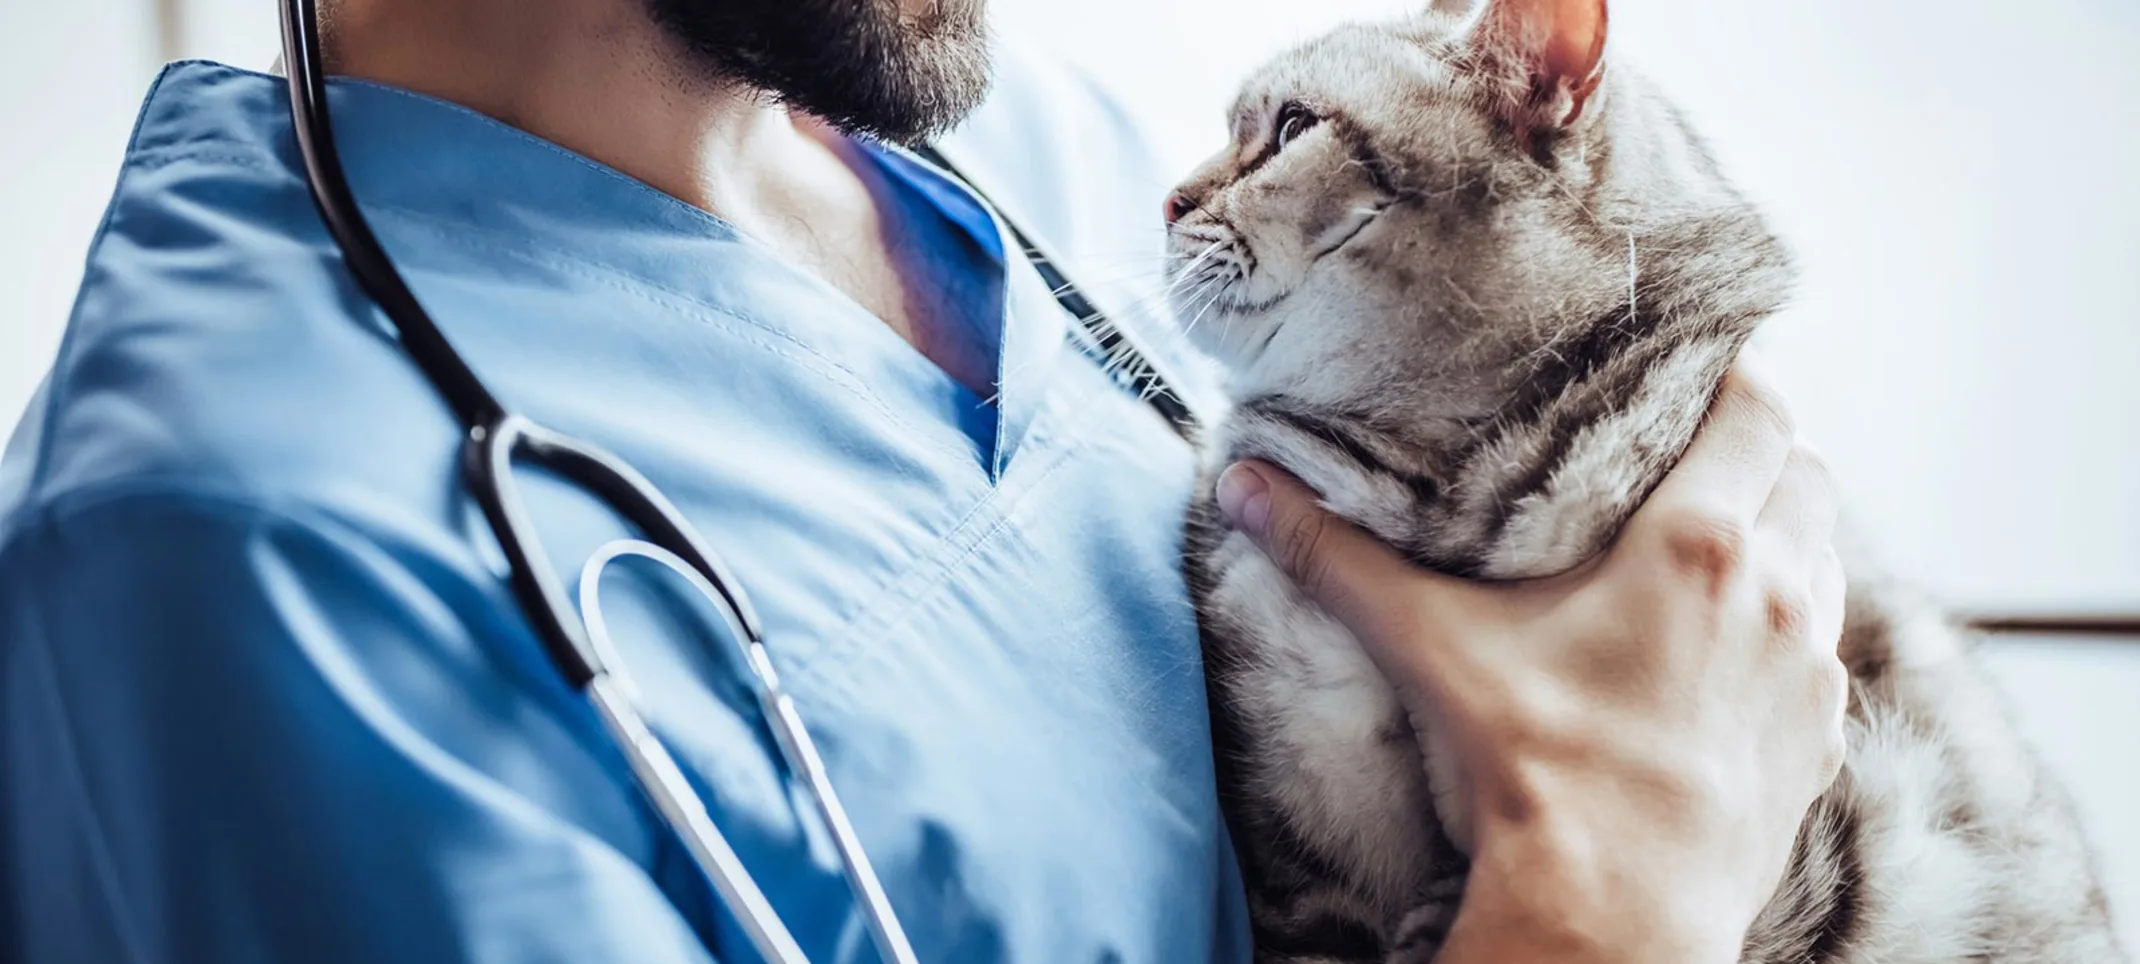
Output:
[{"xmin": 1216, "ymin": 461, "xmax": 1422, "ymax": 639}]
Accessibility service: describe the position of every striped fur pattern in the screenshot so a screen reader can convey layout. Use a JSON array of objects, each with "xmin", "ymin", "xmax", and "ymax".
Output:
[{"xmin": 1168, "ymin": 3, "xmax": 2126, "ymax": 961}]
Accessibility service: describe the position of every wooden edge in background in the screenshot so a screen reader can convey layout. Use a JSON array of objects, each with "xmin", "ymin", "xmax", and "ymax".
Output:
[
  {"xmin": 1964, "ymin": 614, "xmax": 2140, "ymax": 638},
  {"xmin": 154, "ymin": 0, "xmax": 188, "ymax": 63}
]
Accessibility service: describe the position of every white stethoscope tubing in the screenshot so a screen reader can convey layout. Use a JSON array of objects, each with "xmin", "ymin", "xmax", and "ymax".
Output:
[{"xmin": 580, "ymin": 540, "xmax": 921, "ymax": 964}]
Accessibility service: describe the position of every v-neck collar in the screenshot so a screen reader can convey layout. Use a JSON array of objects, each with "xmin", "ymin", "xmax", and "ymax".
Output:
[
  {"xmin": 139, "ymin": 61, "xmax": 1074, "ymax": 484},
  {"xmin": 868, "ymin": 142, "xmax": 1068, "ymax": 480}
]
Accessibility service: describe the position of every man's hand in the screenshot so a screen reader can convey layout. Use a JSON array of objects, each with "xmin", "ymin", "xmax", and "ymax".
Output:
[{"xmin": 1215, "ymin": 364, "xmax": 1847, "ymax": 963}]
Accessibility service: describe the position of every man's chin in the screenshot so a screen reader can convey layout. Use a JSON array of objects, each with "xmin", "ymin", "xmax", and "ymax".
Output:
[
  {"xmin": 812, "ymin": 35, "xmax": 995, "ymax": 144},
  {"xmin": 646, "ymin": 0, "xmax": 995, "ymax": 144}
]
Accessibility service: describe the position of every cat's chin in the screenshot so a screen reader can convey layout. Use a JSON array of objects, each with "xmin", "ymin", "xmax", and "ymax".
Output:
[
  {"xmin": 1178, "ymin": 314, "xmax": 1285, "ymax": 383},
  {"xmin": 1177, "ymin": 329, "xmax": 1244, "ymax": 374}
]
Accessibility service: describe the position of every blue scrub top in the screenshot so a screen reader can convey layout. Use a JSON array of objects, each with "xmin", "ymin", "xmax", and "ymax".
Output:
[{"xmin": 0, "ymin": 52, "xmax": 1248, "ymax": 964}]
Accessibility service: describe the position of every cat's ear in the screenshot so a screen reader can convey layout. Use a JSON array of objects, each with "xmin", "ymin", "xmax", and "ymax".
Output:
[{"xmin": 1460, "ymin": 0, "xmax": 1610, "ymax": 129}]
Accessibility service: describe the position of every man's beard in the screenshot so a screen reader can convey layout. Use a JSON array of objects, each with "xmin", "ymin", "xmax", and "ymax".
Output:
[{"xmin": 645, "ymin": 0, "xmax": 993, "ymax": 144}]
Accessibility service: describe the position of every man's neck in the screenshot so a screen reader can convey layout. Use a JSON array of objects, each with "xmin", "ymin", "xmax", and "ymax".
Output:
[{"xmin": 323, "ymin": 0, "xmax": 817, "ymax": 218}]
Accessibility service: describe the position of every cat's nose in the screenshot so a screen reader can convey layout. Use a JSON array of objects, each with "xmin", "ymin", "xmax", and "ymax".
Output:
[{"xmin": 1163, "ymin": 192, "xmax": 1198, "ymax": 226}]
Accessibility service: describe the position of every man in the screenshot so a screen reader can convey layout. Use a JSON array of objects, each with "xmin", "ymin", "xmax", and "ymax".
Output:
[{"xmin": 0, "ymin": 0, "xmax": 1846, "ymax": 961}]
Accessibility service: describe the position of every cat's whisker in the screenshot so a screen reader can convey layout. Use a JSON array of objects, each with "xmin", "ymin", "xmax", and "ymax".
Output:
[
  {"xmin": 1176, "ymin": 279, "xmax": 1218, "ymax": 325},
  {"xmin": 1625, "ymin": 230, "xmax": 1639, "ymax": 318},
  {"xmin": 1167, "ymin": 241, "xmax": 1228, "ymax": 287},
  {"xmin": 1095, "ymin": 262, "xmax": 1222, "ymax": 324},
  {"xmin": 1180, "ymin": 279, "xmax": 1228, "ymax": 339}
]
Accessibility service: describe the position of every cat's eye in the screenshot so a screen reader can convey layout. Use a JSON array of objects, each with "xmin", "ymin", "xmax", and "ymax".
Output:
[{"xmin": 1274, "ymin": 102, "xmax": 1319, "ymax": 152}]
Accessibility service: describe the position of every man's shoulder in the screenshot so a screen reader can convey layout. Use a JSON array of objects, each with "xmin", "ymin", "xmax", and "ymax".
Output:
[
  {"xmin": 0, "ymin": 74, "xmax": 455, "ymax": 538},
  {"xmin": 1, "ymin": 262, "xmax": 457, "ymax": 555}
]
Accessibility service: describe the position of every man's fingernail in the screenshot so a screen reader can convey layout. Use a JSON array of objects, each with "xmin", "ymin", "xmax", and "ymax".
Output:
[{"xmin": 1217, "ymin": 463, "xmax": 1272, "ymax": 535}]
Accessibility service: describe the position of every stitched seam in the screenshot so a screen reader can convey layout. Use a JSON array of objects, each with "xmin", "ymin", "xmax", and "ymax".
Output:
[
  {"xmin": 361, "ymin": 202, "xmax": 982, "ymax": 464},
  {"xmin": 363, "ymin": 201, "xmax": 871, "ymax": 379},
  {"xmin": 109, "ymin": 142, "xmax": 874, "ymax": 409},
  {"xmin": 784, "ymin": 368, "xmax": 1169, "ymax": 694},
  {"xmin": 784, "ymin": 448, "xmax": 1075, "ymax": 695},
  {"xmin": 109, "ymin": 152, "xmax": 1179, "ymax": 466},
  {"xmin": 28, "ymin": 63, "xmax": 184, "ymax": 505},
  {"xmin": 121, "ymin": 150, "xmax": 276, "ymax": 175},
  {"xmin": 86, "ymin": 142, "xmax": 984, "ymax": 464},
  {"xmin": 154, "ymin": 61, "xmax": 758, "ymax": 243}
]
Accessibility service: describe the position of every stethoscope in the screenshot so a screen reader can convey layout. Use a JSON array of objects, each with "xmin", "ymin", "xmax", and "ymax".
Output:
[{"xmin": 275, "ymin": 0, "xmax": 1195, "ymax": 961}]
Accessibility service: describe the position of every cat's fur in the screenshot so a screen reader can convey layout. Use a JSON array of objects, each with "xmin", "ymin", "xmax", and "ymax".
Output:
[{"xmin": 1166, "ymin": 1, "xmax": 2127, "ymax": 960}]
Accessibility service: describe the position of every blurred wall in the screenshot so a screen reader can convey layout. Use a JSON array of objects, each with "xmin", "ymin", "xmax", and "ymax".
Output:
[
  {"xmin": 2, "ymin": 0, "xmax": 2135, "ymax": 951},
  {"xmin": 0, "ymin": 0, "xmax": 159, "ymax": 428}
]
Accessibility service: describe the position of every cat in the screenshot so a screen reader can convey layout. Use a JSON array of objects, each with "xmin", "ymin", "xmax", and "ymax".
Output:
[{"xmin": 1165, "ymin": 0, "xmax": 2128, "ymax": 960}]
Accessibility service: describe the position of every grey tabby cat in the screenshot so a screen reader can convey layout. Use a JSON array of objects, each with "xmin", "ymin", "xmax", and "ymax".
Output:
[{"xmin": 1166, "ymin": 0, "xmax": 2128, "ymax": 960}]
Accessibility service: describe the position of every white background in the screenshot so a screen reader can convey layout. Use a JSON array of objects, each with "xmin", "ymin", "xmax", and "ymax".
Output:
[{"xmin": 1, "ymin": 0, "xmax": 2135, "ymax": 952}]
